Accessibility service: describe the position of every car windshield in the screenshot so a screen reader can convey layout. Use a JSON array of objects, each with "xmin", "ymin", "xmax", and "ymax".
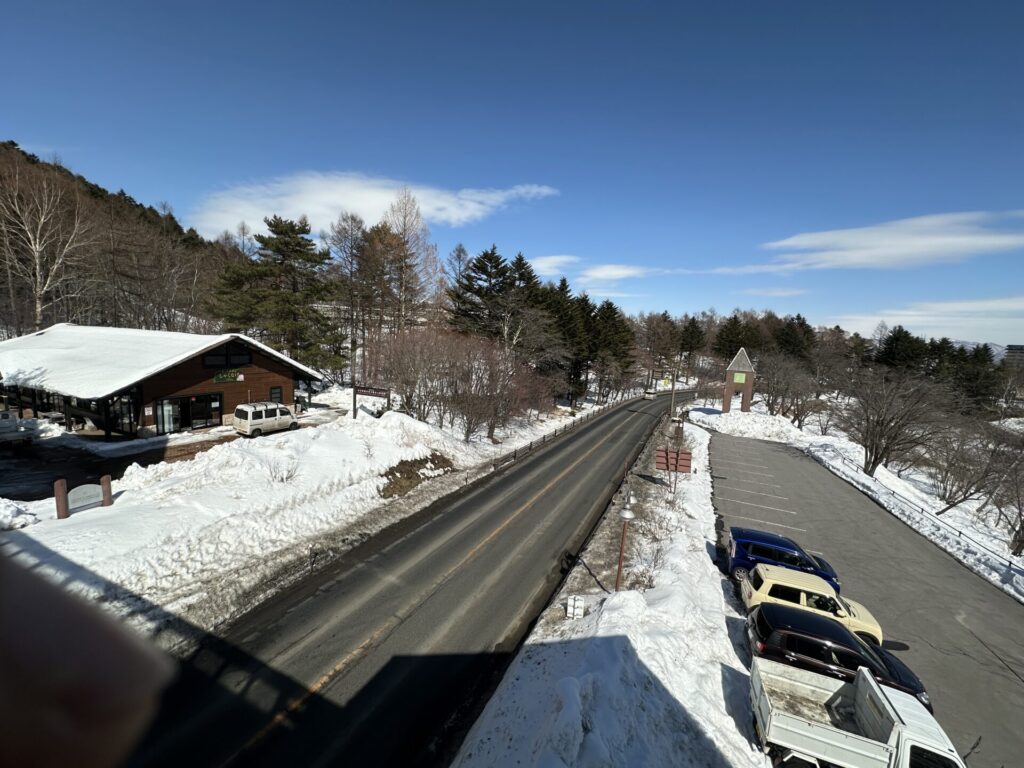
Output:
[
  {"xmin": 234, "ymin": 408, "xmax": 248, "ymax": 420},
  {"xmin": 850, "ymin": 633, "xmax": 886, "ymax": 669}
]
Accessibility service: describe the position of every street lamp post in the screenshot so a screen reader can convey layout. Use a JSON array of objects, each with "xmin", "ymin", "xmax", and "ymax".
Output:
[{"xmin": 614, "ymin": 495, "xmax": 636, "ymax": 592}]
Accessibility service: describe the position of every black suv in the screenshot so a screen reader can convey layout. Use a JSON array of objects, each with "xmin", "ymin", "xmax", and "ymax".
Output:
[{"xmin": 747, "ymin": 602, "xmax": 931, "ymax": 711}]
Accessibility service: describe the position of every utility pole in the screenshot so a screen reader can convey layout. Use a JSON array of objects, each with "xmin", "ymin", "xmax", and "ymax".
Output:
[{"xmin": 668, "ymin": 361, "xmax": 680, "ymax": 427}]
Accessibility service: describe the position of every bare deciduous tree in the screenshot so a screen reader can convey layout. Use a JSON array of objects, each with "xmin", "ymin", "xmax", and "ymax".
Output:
[
  {"xmin": 0, "ymin": 170, "xmax": 93, "ymax": 329},
  {"xmin": 928, "ymin": 422, "xmax": 1016, "ymax": 515},
  {"xmin": 837, "ymin": 369, "xmax": 948, "ymax": 476}
]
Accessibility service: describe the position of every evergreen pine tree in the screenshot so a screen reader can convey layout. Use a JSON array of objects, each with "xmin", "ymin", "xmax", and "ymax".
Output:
[
  {"xmin": 712, "ymin": 314, "xmax": 746, "ymax": 358},
  {"xmin": 678, "ymin": 316, "xmax": 707, "ymax": 373},
  {"xmin": 211, "ymin": 215, "xmax": 345, "ymax": 373},
  {"xmin": 876, "ymin": 325, "xmax": 928, "ymax": 370}
]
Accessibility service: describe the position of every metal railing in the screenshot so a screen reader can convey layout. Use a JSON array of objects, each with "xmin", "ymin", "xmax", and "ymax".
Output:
[
  {"xmin": 489, "ymin": 388, "xmax": 698, "ymax": 472},
  {"xmin": 813, "ymin": 444, "xmax": 1024, "ymax": 578},
  {"xmin": 491, "ymin": 397, "xmax": 635, "ymax": 471}
]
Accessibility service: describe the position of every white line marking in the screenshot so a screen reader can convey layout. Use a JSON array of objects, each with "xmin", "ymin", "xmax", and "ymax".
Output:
[
  {"xmin": 716, "ymin": 496, "xmax": 798, "ymax": 515},
  {"xmin": 717, "ymin": 477, "xmax": 783, "ymax": 489},
  {"xmin": 715, "ymin": 466, "xmax": 774, "ymax": 478},
  {"xmin": 713, "ymin": 458, "xmax": 771, "ymax": 469},
  {"xmin": 716, "ymin": 486, "xmax": 789, "ymax": 500},
  {"xmin": 729, "ymin": 515, "xmax": 807, "ymax": 533}
]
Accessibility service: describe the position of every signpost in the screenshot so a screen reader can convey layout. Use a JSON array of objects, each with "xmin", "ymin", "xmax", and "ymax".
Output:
[
  {"xmin": 352, "ymin": 384, "xmax": 391, "ymax": 420},
  {"xmin": 655, "ymin": 447, "xmax": 692, "ymax": 493},
  {"xmin": 55, "ymin": 474, "xmax": 114, "ymax": 519}
]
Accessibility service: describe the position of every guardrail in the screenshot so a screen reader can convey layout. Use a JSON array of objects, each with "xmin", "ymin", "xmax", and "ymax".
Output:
[
  {"xmin": 491, "ymin": 388, "xmax": 698, "ymax": 472},
  {"xmin": 491, "ymin": 398, "xmax": 630, "ymax": 471},
  {"xmin": 815, "ymin": 444, "xmax": 1024, "ymax": 577}
]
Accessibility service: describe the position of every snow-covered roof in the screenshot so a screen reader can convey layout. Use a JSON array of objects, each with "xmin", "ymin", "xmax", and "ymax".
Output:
[
  {"xmin": 0, "ymin": 323, "xmax": 321, "ymax": 400},
  {"xmin": 726, "ymin": 347, "xmax": 755, "ymax": 372}
]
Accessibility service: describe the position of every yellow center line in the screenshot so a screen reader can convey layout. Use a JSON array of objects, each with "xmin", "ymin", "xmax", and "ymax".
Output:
[{"xmin": 221, "ymin": 405, "xmax": 649, "ymax": 764}]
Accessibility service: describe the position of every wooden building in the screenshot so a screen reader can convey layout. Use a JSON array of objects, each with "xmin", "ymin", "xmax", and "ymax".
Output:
[{"xmin": 0, "ymin": 324, "xmax": 321, "ymax": 438}]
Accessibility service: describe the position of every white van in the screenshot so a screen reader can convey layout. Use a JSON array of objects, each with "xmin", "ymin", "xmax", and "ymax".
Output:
[{"xmin": 233, "ymin": 402, "xmax": 298, "ymax": 437}]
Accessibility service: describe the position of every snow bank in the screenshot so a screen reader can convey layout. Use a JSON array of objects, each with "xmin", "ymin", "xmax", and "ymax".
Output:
[
  {"xmin": 455, "ymin": 426, "xmax": 765, "ymax": 768},
  {"xmin": 689, "ymin": 401, "xmax": 1024, "ymax": 605},
  {"xmin": 1, "ymin": 399, "xmax": 626, "ymax": 641}
]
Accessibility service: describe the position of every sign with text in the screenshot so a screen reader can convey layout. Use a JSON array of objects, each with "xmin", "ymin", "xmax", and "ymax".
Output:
[
  {"xmin": 566, "ymin": 595, "xmax": 585, "ymax": 620},
  {"xmin": 655, "ymin": 448, "xmax": 693, "ymax": 473},
  {"xmin": 354, "ymin": 386, "xmax": 390, "ymax": 399},
  {"xmin": 68, "ymin": 483, "xmax": 104, "ymax": 513},
  {"xmin": 213, "ymin": 368, "xmax": 244, "ymax": 383}
]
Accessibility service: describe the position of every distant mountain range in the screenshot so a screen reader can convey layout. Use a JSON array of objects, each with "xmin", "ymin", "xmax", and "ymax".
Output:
[{"xmin": 953, "ymin": 341, "xmax": 1007, "ymax": 361}]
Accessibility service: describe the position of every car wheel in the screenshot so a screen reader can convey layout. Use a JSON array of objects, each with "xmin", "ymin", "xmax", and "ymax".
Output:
[
  {"xmin": 289, "ymin": 421, "xmax": 298, "ymax": 430},
  {"xmin": 731, "ymin": 566, "xmax": 750, "ymax": 583},
  {"xmin": 251, "ymin": 429, "xmax": 262, "ymax": 438},
  {"xmin": 857, "ymin": 632, "xmax": 881, "ymax": 646}
]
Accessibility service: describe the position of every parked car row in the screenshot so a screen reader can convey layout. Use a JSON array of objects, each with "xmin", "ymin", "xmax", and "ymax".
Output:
[
  {"xmin": 727, "ymin": 526, "xmax": 964, "ymax": 767},
  {"xmin": 728, "ymin": 526, "xmax": 930, "ymax": 710}
]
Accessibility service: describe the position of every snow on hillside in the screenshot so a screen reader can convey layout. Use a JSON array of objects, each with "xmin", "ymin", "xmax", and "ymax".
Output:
[
  {"xmin": 0, "ymin": 401, "xmax": 614, "ymax": 644},
  {"xmin": 953, "ymin": 340, "xmax": 1006, "ymax": 361},
  {"xmin": 689, "ymin": 401, "xmax": 1024, "ymax": 605},
  {"xmin": 454, "ymin": 425, "xmax": 766, "ymax": 768}
]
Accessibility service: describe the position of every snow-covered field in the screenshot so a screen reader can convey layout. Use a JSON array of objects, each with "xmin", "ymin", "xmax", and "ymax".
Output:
[
  {"xmin": 454, "ymin": 425, "xmax": 766, "ymax": 768},
  {"xmin": 1, "ymin": 397, "xmax": 621, "ymax": 644},
  {"xmin": 689, "ymin": 400, "xmax": 1024, "ymax": 605}
]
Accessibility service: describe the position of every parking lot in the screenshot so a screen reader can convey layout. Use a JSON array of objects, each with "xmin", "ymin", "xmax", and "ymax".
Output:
[{"xmin": 710, "ymin": 432, "xmax": 1024, "ymax": 768}]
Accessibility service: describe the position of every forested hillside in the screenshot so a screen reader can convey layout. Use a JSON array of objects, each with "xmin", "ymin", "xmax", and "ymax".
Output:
[{"xmin": 0, "ymin": 141, "xmax": 242, "ymax": 336}]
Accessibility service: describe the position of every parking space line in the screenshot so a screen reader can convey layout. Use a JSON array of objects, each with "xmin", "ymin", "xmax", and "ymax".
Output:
[
  {"xmin": 712, "ymin": 458, "xmax": 771, "ymax": 470},
  {"xmin": 716, "ymin": 477, "xmax": 783, "ymax": 489},
  {"xmin": 716, "ymin": 486, "xmax": 788, "ymax": 500},
  {"xmin": 714, "ymin": 466, "xmax": 774, "ymax": 478},
  {"xmin": 729, "ymin": 515, "xmax": 807, "ymax": 533},
  {"xmin": 715, "ymin": 496, "xmax": 798, "ymax": 515}
]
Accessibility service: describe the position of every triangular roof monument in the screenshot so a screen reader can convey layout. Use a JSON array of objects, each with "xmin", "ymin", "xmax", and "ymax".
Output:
[
  {"xmin": 722, "ymin": 347, "xmax": 755, "ymax": 413},
  {"xmin": 727, "ymin": 347, "xmax": 755, "ymax": 373}
]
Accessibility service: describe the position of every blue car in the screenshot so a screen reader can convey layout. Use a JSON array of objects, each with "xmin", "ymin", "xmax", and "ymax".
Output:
[{"xmin": 727, "ymin": 527, "xmax": 841, "ymax": 592}]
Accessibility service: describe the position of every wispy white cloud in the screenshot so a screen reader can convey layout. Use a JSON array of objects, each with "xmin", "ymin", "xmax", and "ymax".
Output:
[
  {"xmin": 189, "ymin": 171, "xmax": 558, "ymax": 237},
  {"xmin": 578, "ymin": 264, "xmax": 655, "ymax": 282},
  {"xmin": 832, "ymin": 295, "xmax": 1024, "ymax": 345},
  {"xmin": 579, "ymin": 289, "xmax": 644, "ymax": 299},
  {"xmin": 699, "ymin": 211, "xmax": 1024, "ymax": 275},
  {"xmin": 740, "ymin": 287, "xmax": 807, "ymax": 297},
  {"xmin": 529, "ymin": 254, "xmax": 580, "ymax": 277}
]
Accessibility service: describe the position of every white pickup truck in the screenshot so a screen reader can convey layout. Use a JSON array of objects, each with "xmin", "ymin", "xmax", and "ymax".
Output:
[{"xmin": 750, "ymin": 656, "xmax": 964, "ymax": 768}]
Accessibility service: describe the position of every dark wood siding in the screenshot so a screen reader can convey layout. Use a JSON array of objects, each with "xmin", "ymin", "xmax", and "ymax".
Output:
[{"xmin": 137, "ymin": 345, "xmax": 298, "ymax": 429}]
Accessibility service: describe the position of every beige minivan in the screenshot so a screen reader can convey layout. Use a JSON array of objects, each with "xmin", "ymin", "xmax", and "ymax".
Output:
[
  {"xmin": 740, "ymin": 564, "xmax": 884, "ymax": 645},
  {"xmin": 233, "ymin": 402, "xmax": 298, "ymax": 437}
]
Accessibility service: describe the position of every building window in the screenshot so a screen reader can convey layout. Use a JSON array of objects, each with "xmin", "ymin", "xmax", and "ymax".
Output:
[
  {"xmin": 270, "ymin": 386, "xmax": 283, "ymax": 403},
  {"xmin": 203, "ymin": 342, "xmax": 252, "ymax": 368}
]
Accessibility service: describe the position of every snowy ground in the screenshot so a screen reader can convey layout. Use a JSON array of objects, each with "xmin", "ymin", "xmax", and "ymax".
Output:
[
  {"xmin": 454, "ymin": 424, "xmax": 767, "ymax": 768},
  {"xmin": 0, "ymin": 395, "xmax": 624, "ymax": 646},
  {"xmin": 688, "ymin": 399, "xmax": 1024, "ymax": 605},
  {"xmin": 996, "ymin": 416, "xmax": 1024, "ymax": 436}
]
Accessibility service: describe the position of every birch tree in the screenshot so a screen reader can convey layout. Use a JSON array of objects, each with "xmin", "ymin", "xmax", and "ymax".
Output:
[{"xmin": 0, "ymin": 170, "xmax": 93, "ymax": 329}]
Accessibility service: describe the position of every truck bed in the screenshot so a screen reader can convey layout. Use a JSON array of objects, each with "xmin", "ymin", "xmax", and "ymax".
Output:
[{"xmin": 752, "ymin": 657, "xmax": 898, "ymax": 768}]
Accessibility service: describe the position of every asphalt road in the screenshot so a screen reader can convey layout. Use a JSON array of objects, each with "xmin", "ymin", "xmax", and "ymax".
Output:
[
  {"xmin": 709, "ymin": 432, "xmax": 1024, "ymax": 768},
  {"xmin": 129, "ymin": 395, "xmax": 669, "ymax": 767}
]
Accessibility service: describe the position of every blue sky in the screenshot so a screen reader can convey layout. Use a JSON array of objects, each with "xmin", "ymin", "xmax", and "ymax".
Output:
[{"xmin": 4, "ymin": 1, "xmax": 1024, "ymax": 343}]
